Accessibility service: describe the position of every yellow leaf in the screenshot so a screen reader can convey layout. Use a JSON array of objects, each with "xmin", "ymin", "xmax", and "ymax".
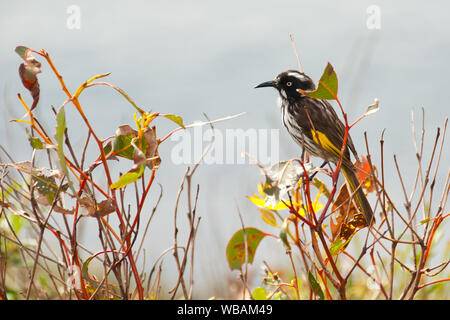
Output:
[
  {"xmin": 297, "ymin": 201, "xmax": 324, "ymax": 216},
  {"xmin": 248, "ymin": 195, "xmax": 297, "ymax": 211},
  {"xmin": 259, "ymin": 208, "xmax": 280, "ymax": 227},
  {"xmin": 257, "ymin": 183, "xmax": 265, "ymax": 197}
]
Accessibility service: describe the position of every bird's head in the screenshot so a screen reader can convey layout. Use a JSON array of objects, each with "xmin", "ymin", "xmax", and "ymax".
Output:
[{"xmin": 255, "ymin": 70, "xmax": 315, "ymax": 100}]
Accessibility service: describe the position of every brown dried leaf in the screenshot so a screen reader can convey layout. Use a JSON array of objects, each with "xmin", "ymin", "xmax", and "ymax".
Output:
[
  {"xmin": 95, "ymin": 199, "xmax": 116, "ymax": 217},
  {"xmin": 79, "ymin": 196, "xmax": 96, "ymax": 215},
  {"xmin": 2, "ymin": 161, "xmax": 63, "ymax": 179},
  {"xmin": 331, "ymin": 184, "xmax": 356, "ymax": 240},
  {"xmin": 331, "ymin": 184, "xmax": 368, "ymax": 242},
  {"xmin": 116, "ymin": 125, "xmax": 137, "ymax": 137},
  {"xmin": 142, "ymin": 126, "xmax": 161, "ymax": 169},
  {"xmin": 53, "ymin": 205, "xmax": 75, "ymax": 215},
  {"xmin": 79, "ymin": 195, "xmax": 116, "ymax": 217},
  {"xmin": 339, "ymin": 213, "xmax": 367, "ymax": 241},
  {"xmin": 16, "ymin": 47, "xmax": 41, "ymax": 110}
]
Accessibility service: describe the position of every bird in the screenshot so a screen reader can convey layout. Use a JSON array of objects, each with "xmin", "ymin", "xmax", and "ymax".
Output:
[{"xmin": 255, "ymin": 69, "xmax": 374, "ymax": 225}]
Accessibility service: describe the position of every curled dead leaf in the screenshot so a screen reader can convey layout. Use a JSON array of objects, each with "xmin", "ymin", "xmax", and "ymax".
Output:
[
  {"xmin": 79, "ymin": 195, "xmax": 116, "ymax": 217},
  {"xmin": 142, "ymin": 126, "xmax": 161, "ymax": 169},
  {"xmin": 53, "ymin": 205, "xmax": 75, "ymax": 215},
  {"xmin": 331, "ymin": 184, "xmax": 368, "ymax": 243},
  {"xmin": 15, "ymin": 46, "xmax": 41, "ymax": 110}
]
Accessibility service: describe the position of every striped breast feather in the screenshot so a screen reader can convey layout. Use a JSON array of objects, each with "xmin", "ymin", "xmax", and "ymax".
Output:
[
  {"xmin": 280, "ymin": 97, "xmax": 353, "ymax": 159},
  {"xmin": 280, "ymin": 100, "xmax": 318, "ymax": 153}
]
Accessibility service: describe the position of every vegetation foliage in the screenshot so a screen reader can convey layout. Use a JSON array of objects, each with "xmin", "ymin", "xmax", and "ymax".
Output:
[{"xmin": 0, "ymin": 45, "xmax": 448, "ymax": 300}]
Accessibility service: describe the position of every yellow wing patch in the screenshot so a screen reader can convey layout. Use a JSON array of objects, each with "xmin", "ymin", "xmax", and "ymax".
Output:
[{"xmin": 310, "ymin": 130, "xmax": 341, "ymax": 158}]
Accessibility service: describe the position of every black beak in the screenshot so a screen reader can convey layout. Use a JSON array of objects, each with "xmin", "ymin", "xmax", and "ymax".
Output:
[{"xmin": 255, "ymin": 80, "xmax": 277, "ymax": 89}]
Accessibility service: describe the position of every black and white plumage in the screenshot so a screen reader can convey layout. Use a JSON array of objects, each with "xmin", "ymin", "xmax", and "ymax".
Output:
[{"xmin": 256, "ymin": 70, "xmax": 374, "ymax": 224}]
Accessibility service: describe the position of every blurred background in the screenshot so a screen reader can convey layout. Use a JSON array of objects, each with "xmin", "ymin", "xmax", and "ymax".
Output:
[{"xmin": 1, "ymin": 0, "xmax": 449, "ymax": 298}]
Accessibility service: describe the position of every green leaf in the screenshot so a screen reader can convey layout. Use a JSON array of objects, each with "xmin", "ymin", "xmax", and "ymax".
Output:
[
  {"xmin": 10, "ymin": 214, "xmax": 26, "ymax": 233},
  {"xmin": 162, "ymin": 114, "xmax": 185, "ymax": 129},
  {"xmin": 279, "ymin": 218, "xmax": 291, "ymax": 250},
  {"xmin": 16, "ymin": 46, "xmax": 41, "ymax": 86},
  {"xmin": 82, "ymin": 255, "xmax": 98, "ymax": 288},
  {"xmin": 103, "ymin": 83, "xmax": 145, "ymax": 115},
  {"xmin": 109, "ymin": 126, "xmax": 160, "ymax": 189},
  {"xmin": 55, "ymin": 107, "xmax": 67, "ymax": 174},
  {"xmin": 103, "ymin": 141, "xmax": 112, "ymax": 155},
  {"xmin": 15, "ymin": 46, "xmax": 30, "ymax": 60},
  {"xmin": 252, "ymin": 287, "xmax": 267, "ymax": 300},
  {"xmin": 308, "ymin": 271, "xmax": 325, "ymax": 300},
  {"xmin": 108, "ymin": 125, "xmax": 160, "ymax": 170},
  {"xmin": 112, "ymin": 125, "xmax": 138, "ymax": 160},
  {"xmin": 424, "ymin": 282, "xmax": 444, "ymax": 296},
  {"xmin": 110, "ymin": 163, "xmax": 145, "ymax": 189},
  {"xmin": 329, "ymin": 238, "xmax": 348, "ymax": 256},
  {"xmin": 39, "ymin": 274, "xmax": 48, "ymax": 288},
  {"xmin": 29, "ymin": 136, "xmax": 44, "ymax": 149},
  {"xmin": 55, "ymin": 107, "xmax": 78, "ymax": 201},
  {"xmin": 6, "ymin": 288, "xmax": 20, "ymax": 300},
  {"xmin": 226, "ymin": 227, "xmax": 266, "ymax": 270},
  {"xmin": 301, "ymin": 62, "xmax": 338, "ymax": 100},
  {"xmin": 33, "ymin": 172, "xmax": 58, "ymax": 204}
]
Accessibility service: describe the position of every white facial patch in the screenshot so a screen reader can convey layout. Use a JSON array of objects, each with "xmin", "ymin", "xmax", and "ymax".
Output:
[
  {"xmin": 287, "ymin": 72, "xmax": 306, "ymax": 81},
  {"xmin": 280, "ymin": 89, "xmax": 287, "ymax": 99},
  {"xmin": 277, "ymin": 96, "xmax": 283, "ymax": 108}
]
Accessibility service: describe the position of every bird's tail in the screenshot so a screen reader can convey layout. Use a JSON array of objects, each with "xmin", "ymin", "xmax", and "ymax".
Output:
[{"xmin": 341, "ymin": 164, "xmax": 375, "ymax": 225}]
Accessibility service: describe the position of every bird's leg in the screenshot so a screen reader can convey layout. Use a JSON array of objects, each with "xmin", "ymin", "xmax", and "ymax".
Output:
[{"xmin": 308, "ymin": 161, "xmax": 328, "ymax": 181}]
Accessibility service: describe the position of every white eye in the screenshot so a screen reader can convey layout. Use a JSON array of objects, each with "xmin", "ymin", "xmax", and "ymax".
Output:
[{"xmin": 286, "ymin": 81, "xmax": 292, "ymax": 87}]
